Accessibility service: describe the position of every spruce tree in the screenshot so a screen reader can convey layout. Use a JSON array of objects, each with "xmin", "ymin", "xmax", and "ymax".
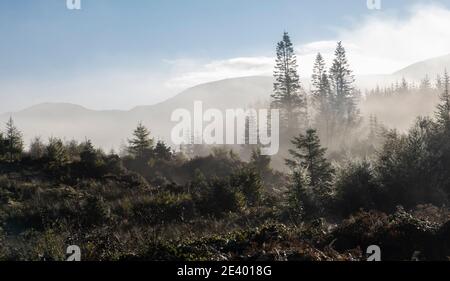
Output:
[
  {"xmin": 154, "ymin": 140, "xmax": 172, "ymax": 160},
  {"xmin": 286, "ymin": 129, "xmax": 334, "ymax": 190},
  {"xmin": 128, "ymin": 122, "xmax": 154, "ymax": 159},
  {"xmin": 80, "ymin": 139, "xmax": 98, "ymax": 165},
  {"xmin": 271, "ymin": 32, "xmax": 307, "ymax": 133},
  {"xmin": 46, "ymin": 137, "xmax": 69, "ymax": 169},
  {"xmin": 250, "ymin": 146, "xmax": 271, "ymax": 178},
  {"xmin": 5, "ymin": 117, "xmax": 23, "ymax": 162},
  {"xmin": 329, "ymin": 42, "xmax": 360, "ymax": 145},
  {"xmin": 436, "ymin": 74, "xmax": 443, "ymax": 92},
  {"xmin": 29, "ymin": 137, "xmax": 45, "ymax": 160},
  {"xmin": 311, "ymin": 53, "xmax": 333, "ymax": 145},
  {"xmin": 420, "ymin": 75, "xmax": 431, "ymax": 91},
  {"xmin": 287, "ymin": 166, "xmax": 310, "ymax": 222}
]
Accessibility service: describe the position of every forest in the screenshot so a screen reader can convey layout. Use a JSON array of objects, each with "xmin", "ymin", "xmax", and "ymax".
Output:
[{"xmin": 0, "ymin": 32, "xmax": 450, "ymax": 261}]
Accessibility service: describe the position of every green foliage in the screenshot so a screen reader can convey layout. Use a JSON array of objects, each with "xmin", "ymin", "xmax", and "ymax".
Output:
[
  {"xmin": 250, "ymin": 147, "xmax": 271, "ymax": 177},
  {"xmin": 29, "ymin": 137, "xmax": 45, "ymax": 160},
  {"xmin": 132, "ymin": 192, "xmax": 195, "ymax": 225},
  {"xmin": 128, "ymin": 122, "xmax": 154, "ymax": 159},
  {"xmin": 286, "ymin": 129, "xmax": 334, "ymax": 190},
  {"xmin": 45, "ymin": 137, "xmax": 69, "ymax": 173},
  {"xmin": 3, "ymin": 117, "xmax": 23, "ymax": 162},
  {"xmin": 328, "ymin": 42, "xmax": 361, "ymax": 146},
  {"xmin": 153, "ymin": 140, "xmax": 173, "ymax": 161},
  {"xmin": 335, "ymin": 160, "xmax": 379, "ymax": 216},
  {"xmin": 311, "ymin": 53, "xmax": 333, "ymax": 145},
  {"xmin": 231, "ymin": 167, "xmax": 263, "ymax": 207}
]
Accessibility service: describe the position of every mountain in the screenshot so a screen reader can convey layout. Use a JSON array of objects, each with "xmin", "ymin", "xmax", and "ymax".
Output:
[
  {"xmin": 393, "ymin": 54, "xmax": 450, "ymax": 81},
  {"xmin": 2, "ymin": 54, "xmax": 449, "ymax": 150},
  {"xmin": 0, "ymin": 77, "xmax": 275, "ymax": 150}
]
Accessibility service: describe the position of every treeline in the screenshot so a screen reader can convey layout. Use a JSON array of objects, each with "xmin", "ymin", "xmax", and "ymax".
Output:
[{"xmin": 366, "ymin": 72, "xmax": 450, "ymax": 98}]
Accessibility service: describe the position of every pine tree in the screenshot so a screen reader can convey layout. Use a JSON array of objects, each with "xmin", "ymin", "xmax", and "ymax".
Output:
[
  {"xmin": 5, "ymin": 117, "xmax": 23, "ymax": 162},
  {"xmin": 46, "ymin": 137, "xmax": 69, "ymax": 169},
  {"xmin": 436, "ymin": 70, "xmax": 450, "ymax": 131},
  {"xmin": 250, "ymin": 146, "xmax": 271, "ymax": 177},
  {"xmin": 329, "ymin": 42, "xmax": 360, "ymax": 144},
  {"xmin": 154, "ymin": 140, "xmax": 172, "ymax": 160},
  {"xmin": 286, "ymin": 129, "xmax": 334, "ymax": 190},
  {"xmin": 436, "ymin": 74, "xmax": 443, "ymax": 92},
  {"xmin": 271, "ymin": 32, "xmax": 307, "ymax": 133},
  {"xmin": 420, "ymin": 75, "xmax": 431, "ymax": 91},
  {"xmin": 400, "ymin": 77, "xmax": 409, "ymax": 93},
  {"xmin": 128, "ymin": 122, "xmax": 154, "ymax": 159},
  {"xmin": 311, "ymin": 53, "xmax": 333, "ymax": 145},
  {"xmin": 287, "ymin": 166, "xmax": 309, "ymax": 222},
  {"xmin": 80, "ymin": 139, "xmax": 98, "ymax": 164},
  {"xmin": 29, "ymin": 137, "xmax": 45, "ymax": 160}
]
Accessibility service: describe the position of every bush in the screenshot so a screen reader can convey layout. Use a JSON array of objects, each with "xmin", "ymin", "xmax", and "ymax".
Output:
[
  {"xmin": 131, "ymin": 192, "xmax": 195, "ymax": 225},
  {"xmin": 334, "ymin": 161, "xmax": 380, "ymax": 217}
]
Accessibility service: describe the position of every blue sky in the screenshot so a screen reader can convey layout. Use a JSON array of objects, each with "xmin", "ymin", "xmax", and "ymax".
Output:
[{"xmin": 2, "ymin": 0, "xmax": 450, "ymax": 112}]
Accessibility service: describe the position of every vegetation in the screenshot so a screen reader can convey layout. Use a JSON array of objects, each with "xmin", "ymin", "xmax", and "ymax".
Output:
[{"xmin": 1, "ymin": 33, "xmax": 450, "ymax": 261}]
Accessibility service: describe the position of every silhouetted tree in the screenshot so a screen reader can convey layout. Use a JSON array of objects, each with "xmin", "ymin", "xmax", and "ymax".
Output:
[
  {"xmin": 46, "ymin": 137, "xmax": 69, "ymax": 170},
  {"xmin": 4, "ymin": 117, "xmax": 23, "ymax": 162},
  {"xmin": 128, "ymin": 122, "xmax": 154, "ymax": 159},
  {"xmin": 29, "ymin": 137, "xmax": 45, "ymax": 160},
  {"xmin": 286, "ymin": 129, "xmax": 334, "ymax": 196},
  {"xmin": 271, "ymin": 32, "xmax": 307, "ymax": 133},
  {"xmin": 329, "ymin": 42, "xmax": 360, "ymax": 145},
  {"xmin": 154, "ymin": 140, "xmax": 173, "ymax": 161},
  {"xmin": 311, "ymin": 52, "xmax": 333, "ymax": 145},
  {"xmin": 232, "ymin": 167, "xmax": 263, "ymax": 207}
]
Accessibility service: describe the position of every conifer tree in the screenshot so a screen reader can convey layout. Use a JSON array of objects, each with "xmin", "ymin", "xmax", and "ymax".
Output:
[
  {"xmin": 436, "ymin": 74, "xmax": 443, "ymax": 92},
  {"xmin": 46, "ymin": 137, "xmax": 69, "ymax": 169},
  {"xmin": 80, "ymin": 139, "xmax": 98, "ymax": 164},
  {"xmin": 250, "ymin": 146, "xmax": 271, "ymax": 177},
  {"xmin": 286, "ymin": 129, "xmax": 334, "ymax": 190},
  {"xmin": 5, "ymin": 117, "xmax": 23, "ymax": 162},
  {"xmin": 29, "ymin": 137, "xmax": 45, "ymax": 160},
  {"xmin": 311, "ymin": 52, "xmax": 333, "ymax": 145},
  {"xmin": 154, "ymin": 140, "xmax": 172, "ymax": 160},
  {"xmin": 329, "ymin": 42, "xmax": 360, "ymax": 144},
  {"xmin": 420, "ymin": 75, "xmax": 431, "ymax": 91},
  {"xmin": 128, "ymin": 122, "xmax": 154, "ymax": 159},
  {"xmin": 287, "ymin": 166, "xmax": 310, "ymax": 221},
  {"xmin": 271, "ymin": 32, "xmax": 307, "ymax": 133}
]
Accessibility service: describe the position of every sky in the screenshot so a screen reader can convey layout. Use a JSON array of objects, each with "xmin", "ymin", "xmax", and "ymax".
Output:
[{"xmin": 2, "ymin": 0, "xmax": 450, "ymax": 112}]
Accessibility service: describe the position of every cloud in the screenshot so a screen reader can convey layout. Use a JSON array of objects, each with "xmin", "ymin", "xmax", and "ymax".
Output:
[
  {"xmin": 164, "ymin": 57, "xmax": 274, "ymax": 91},
  {"xmin": 166, "ymin": 4, "xmax": 450, "ymax": 90}
]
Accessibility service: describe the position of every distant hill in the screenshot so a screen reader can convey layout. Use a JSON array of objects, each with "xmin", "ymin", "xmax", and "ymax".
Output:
[
  {"xmin": 2, "ymin": 54, "xmax": 450, "ymax": 150},
  {"xmin": 393, "ymin": 54, "xmax": 450, "ymax": 81},
  {"xmin": 0, "ymin": 77, "xmax": 275, "ymax": 150}
]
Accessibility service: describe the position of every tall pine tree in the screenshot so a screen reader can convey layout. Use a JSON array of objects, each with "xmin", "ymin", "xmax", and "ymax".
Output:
[
  {"xmin": 286, "ymin": 129, "xmax": 334, "ymax": 190},
  {"xmin": 286, "ymin": 129, "xmax": 334, "ymax": 219},
  {"xmin": 329, "ymin": 42, "xmax": 360, "ymax": 145},
  {"xmin": 5, "ymin": 117, "xmax": 23, "ymax": 162},
  {"xmin": 271, "ymin": 32, "xmax": 307, "ymax": 134},
  {"xmin": 311, "ymin": 53, "xmax": 333, "ymax": 145},
  {"xmin": 128, "ymin": 122, "xmax": 154, "ymax": 159}
]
